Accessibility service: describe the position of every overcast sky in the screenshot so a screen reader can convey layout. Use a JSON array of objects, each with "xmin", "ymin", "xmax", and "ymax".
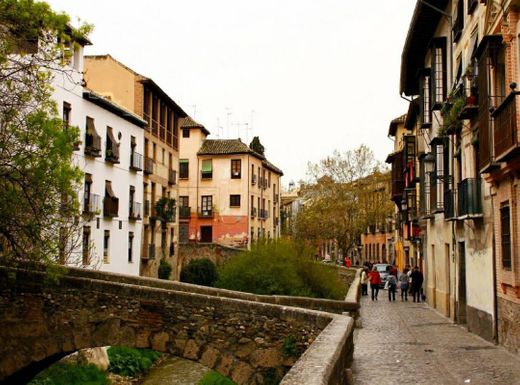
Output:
[{"xmin": 47, "ymin": 0, "xmax": 416, "ymax": 186}]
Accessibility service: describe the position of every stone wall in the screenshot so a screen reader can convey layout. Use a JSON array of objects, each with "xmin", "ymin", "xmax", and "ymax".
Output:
[
  {"xmin": 0, "ymin": 265, "xmax": 355, "ymax": 385},
  {"xmin": 177, "ymin": 243, "xmax": 242, "ymax": 279},
  {"xmin": 498, "ymin": 297, "xmax": 520, "ymax": 354}
]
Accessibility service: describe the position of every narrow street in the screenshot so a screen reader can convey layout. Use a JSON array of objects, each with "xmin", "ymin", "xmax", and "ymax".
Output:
[{"xmin": 352, "ymin": 293, "xmax": 520, "ymax": 385}]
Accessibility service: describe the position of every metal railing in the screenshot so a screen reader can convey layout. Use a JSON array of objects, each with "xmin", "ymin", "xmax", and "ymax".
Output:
[
  {"xmin": 84, "ymin": 133, "xmax": 102, "ymax": 157},
  {"xmin": 492, "ymin": 92, "xmax": 519, "ymax": 161},
  {"xmin": 130, "ymin": 152, "xmax": 143, "ymax": 171},
  {"xmin": 458, "ymin": 178, "xmax": 482, "ymax": 217},
  {"xmin": 83, "ymin": 193, "xmax": 101, "ymax": 214},
  {"xmin": 198, "ymin": 207, "xmax": 213, "ymax": 218},
  {"xmin": 179, "ymin": 206, "xmax": 191, "ymax": 219},
  {"xmin": 144, "ymin": 156, "xmax": 154, "ymax": 174},
  {"xmin": 129, "ymin": 201, "xmax": 142, "ymax": 220},
  {"xmin": 250, "ymin": 207, "xmax": 257, "ymax": 218},
  {"xmin": 168, "ymin": 169, "xmax": 177, "ymax": 185},
  {"xmin": 252, "ymin": 174, "xmax": 257, "ymax": 185}
]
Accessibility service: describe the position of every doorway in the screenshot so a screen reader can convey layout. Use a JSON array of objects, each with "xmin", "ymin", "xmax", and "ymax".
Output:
[
  {"xmin": 200, "ymin": 226, "xmax": 213, "ymax": 243},
  {"xmin": 457, "ymin": 241, "xmax": 467, "ymax": 324}
]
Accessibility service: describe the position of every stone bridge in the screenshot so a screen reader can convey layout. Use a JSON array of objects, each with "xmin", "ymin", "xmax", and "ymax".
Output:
[{"xmin": 0, "ymin": 265, "xmax": 359, "ymax": 385}]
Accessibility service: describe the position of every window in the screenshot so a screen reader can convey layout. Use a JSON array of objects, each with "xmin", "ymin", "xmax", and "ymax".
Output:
[
  {"xmin": 173, "ymin": 115, "xmax": 179, "ymax": 149},
  {"xmin": 179, "ymin": 196, "xmax": 189, "ymax": 207},
  {"xmin": 82, "ymin": 226, "xmax": 90, "ymax": 265},
  {"xmin": 431, "ymin": 38, "xmax": 447, "ymax": 107},
  {"xmin": 106, "ymin": 126, "xmax": 120, "ymax": 163},
  {"xmin": 201, "ymin": 195, "xmax": 213, "ymax": 216},
  {"xmin": 84, "ymin": 174, "xmax": 92, "ymax": 212},
  {"xmin": 420, "ymin": 69, "xmax": 431, "ymax": 126},
  {"xmin": 230, "ymin": 194, "xmax": 241, "ymax": 207},
  {"xmin": 268, "ymin": 172, "xmax": 271, "ymax": 188},
  {"xmin": 103, "ymin": 230, "xmax": 110, "ymax": 263},
  {"xmin": 179, "ymin": 159, "xmax": 189, "ymax": 179},
  {"xmin": 128, "ymin": 232, "xmax": 134, "ymax": 263},
  {"xmin": 201, "ymin": 159, "xmax": 212, "ymax": 179},
  {"xmin": 63, "ymin": 102, "xmax": 71, "ymax": 127},
  {"xmin": 500, "ymin": 204, "xmax": 512, "ymax": 270},
  {"xmin": 182, "ymin": 128, "xmax": 190, "ymax": 138},
  {"xmin": 231, "ymin": 159, "xmax": 241, "ymax": 178}
]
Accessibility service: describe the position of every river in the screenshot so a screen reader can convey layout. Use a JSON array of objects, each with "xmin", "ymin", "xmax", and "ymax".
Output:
[{"xmin": 140, "ymin": 357, "xmax": 211, "ymax": 385}]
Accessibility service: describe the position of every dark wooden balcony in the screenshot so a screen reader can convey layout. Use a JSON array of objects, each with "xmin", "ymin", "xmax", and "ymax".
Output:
[
  {"xmin": 144, "ymin": 156, "xmax": 154, "ymax": 174},
  {"xmin": 103, "ymin": 196, "xmax": 119, "ymax": 218},
  {"xmin": 129, "ymin": 201, "xmax": 142, "ymax": 220},
  {"xmin": 492, "ymin": 92, "xmax": 520, "ymax": 162},
  {"xmin": 179, "ymin": 206, "xmax": 191, "ymax": 219},
  {"xmin": 458, "ymin": 178, "xmax": 483, "ymax": 218},
  {"xmin": 84, "ymin": 133, "xmax": 102, "ymax": 157},
  {"xmin": 130, "ymin": 152, "xmax": 143, "ymax": 171}
]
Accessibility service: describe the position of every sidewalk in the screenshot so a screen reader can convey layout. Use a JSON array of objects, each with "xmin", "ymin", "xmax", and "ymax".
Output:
[{"xmin": 352, "ymin": 293, "xmax": 520, "ymax": 385}]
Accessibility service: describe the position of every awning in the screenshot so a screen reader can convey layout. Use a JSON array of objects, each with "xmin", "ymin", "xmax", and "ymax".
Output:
[
  {"xmin": 106, "ymin": 127, "xmax": 120, "ymax": 158},
  {"xmin": 86, "ymin": 116, "xmax": 99, "ymax": 136},
  {"xmin": 201, "ymin": 159, "xmax": 212, "ymax": 172},
  {"xmin": 385, "ymin": 150, "xmax": 403, "ymax": 164},
  {"xmin": 105, "ymin": 181, "xmax": 116, "ymax": 198}
]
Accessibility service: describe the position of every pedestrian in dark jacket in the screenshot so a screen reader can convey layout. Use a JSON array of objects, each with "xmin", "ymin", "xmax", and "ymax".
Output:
[
  {"xmin": 410, "ymin": 266, "xmax": 424, "ymax": 302},
  {"xmin": 399, "ymin": 268, "xmax": 409, "ymax": 301},
  {"xmin": 387, "ymin": 274, "xmax": 397, "ymax": 302}
]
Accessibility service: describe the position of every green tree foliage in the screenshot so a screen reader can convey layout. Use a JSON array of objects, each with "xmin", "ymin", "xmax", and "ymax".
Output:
[
  {"xmin": 0, "ymin": 1, "xmax": 92, "ymax": 265},
  {"xmin": 158, "ymin": 258, "xmax": 172, "ymax": 280},
  {"xmin": 107, "ymin": 346, "xmax": 161, "ymax": 377},
  {"xmin": 295, "ymin": 145, "xmax": 393, "ymax": 257},
  {"xmin": 28, "ymin": 363, "xmax": 109, "ymax": 385},
  {"xmin": 216, "ymin": 239, "xmax": 346, "ymax": 299},
  {"xmin": 249, "ymin": 136, "xmax": 265, "ymax": 156},
  {"xmin": 180, "ymin": 258, "xmax": 218, "ymax": 286}
]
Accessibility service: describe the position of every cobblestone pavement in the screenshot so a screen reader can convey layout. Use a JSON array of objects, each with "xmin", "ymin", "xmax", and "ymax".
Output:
[{"xmin": 352, "ymin": 294, "xmax": 520, "ymax": 385}]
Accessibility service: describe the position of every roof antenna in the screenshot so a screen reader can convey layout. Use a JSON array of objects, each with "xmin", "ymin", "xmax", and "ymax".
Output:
[{"xmin": 189, "ymin": 104, "xmax": 197, "ymax": 118}]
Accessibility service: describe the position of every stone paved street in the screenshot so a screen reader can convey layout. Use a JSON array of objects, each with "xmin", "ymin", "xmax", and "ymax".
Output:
[{"xmin": 352, "ymin": 293, "xmax": 520, "ymax": 385}]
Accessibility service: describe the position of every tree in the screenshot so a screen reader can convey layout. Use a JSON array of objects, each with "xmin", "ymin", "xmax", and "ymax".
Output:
[
  {"xmin": 0, "ymin": 0, "xmax": 92, "ymax": 266},
  {"xmin": 295, "ymin": 145, "xmax": 393, "ymax": 256},
  {"xmin": 249, "ymin": 136, "xmax": 265, "ymax": 156}
]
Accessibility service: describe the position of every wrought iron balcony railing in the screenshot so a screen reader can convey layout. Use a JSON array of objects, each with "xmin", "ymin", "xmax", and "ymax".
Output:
[
  {"xmin": 144, "ymin": 156, "xmax": 154, "ymax": 174},
  {"xmin": 84, "ymin": 133, "xmax": 102, "ymax": 157},
  {"xmin": 179, "ymin": 206, "xmax": 191, "ymax": 219},
  {"xmin": 83, "ymin": 193, "xmax": 101, "ymax": 214},
  {"xmin": 129, "ymin": 201, "xmax": 142, "ymax": 220},
  {"xmin": 130, "ymin": 152, "xmax": 143, "ymax": 171}
]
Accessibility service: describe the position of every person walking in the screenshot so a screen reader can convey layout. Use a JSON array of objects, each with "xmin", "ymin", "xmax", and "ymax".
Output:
[
  {"xmin": 410, "ymin": 266, "xmax": 424, "ymax": 303},
  {"xmin": 399, "ymin": 268, "xmax": 409, "ymax": 301},
  {"xmin": 368, "ymin": 266, "xmax": 381, "ymax": 301},
  {"xmin": 361, "ymin": 267, "xmax": 369, "ymax": 296},
  {"xmin": 387, "ymin": 273, "xmax": 397, "ymax": 302}
]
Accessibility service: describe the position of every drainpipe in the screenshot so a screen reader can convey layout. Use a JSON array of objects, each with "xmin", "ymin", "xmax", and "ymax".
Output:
[{"xmin": 490, "ymin": 184, "xmax": 499, "ymax": 343}]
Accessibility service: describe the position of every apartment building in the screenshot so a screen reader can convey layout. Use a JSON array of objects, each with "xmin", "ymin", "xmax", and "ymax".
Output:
[
  {"xmin": 178, "ymin": 117, "xmax": 283, "ymax": 249},
  {"xmin": 394, "ymin": 0, "xmax": 520, "ymax": 347},
  {"xmin": 51, "ymin": 36, "xmax": 144, "ymax": 275},
  {"xmin": 83, "ymin": 55, "xmax": 187, "ymax": 279}
]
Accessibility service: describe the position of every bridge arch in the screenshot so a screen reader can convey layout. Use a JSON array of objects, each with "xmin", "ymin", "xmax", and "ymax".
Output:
[{"xmin": 0, "ymin": 266, "xmax": 335, "ymax": 385}]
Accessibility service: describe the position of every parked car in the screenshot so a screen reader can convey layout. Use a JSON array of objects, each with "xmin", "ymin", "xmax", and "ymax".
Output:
[{"xmin": 375, "ymin": 263, "xmax": 391, "ymax": 288}]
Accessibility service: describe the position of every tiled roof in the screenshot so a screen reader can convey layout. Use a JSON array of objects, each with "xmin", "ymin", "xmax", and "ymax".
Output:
[
  {"xmin": 388, "ymin": 113, "xmax": 407, "ymax": 137},
  {"xmin": 180, "ymin": 116, "xmax": 211, "ymax": 135},
  {"xmin": 262, "ymin": 159, "xmax": 283, "ymax": 176},
  {"xmin": 197, "ymin": 139, "xmax": 283, "ymax": 175},
  {"xmin": 198, "ymin": 139, "xmax": 251, "ymax": 155}
]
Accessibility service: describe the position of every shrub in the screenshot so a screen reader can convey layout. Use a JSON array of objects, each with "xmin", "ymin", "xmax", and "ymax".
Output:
[
  {"xmin": 28, "ymin": 363, "xmax": 109, "ymax": 385},
  {"xmin": 198, "ymin": 370, "xmax": 237, "ymax": 385},
  {"xmin": 216, "ymin": 239, "xmax": 346, "ymax": 300},
  {"xmin": 180, "ymin": 258, "xmax": 218, "ymax": 286},
  {"xmin": 107, "ymin": 346, "xmax": 161, "ymax": 377},
  {"xmin": 282, "ymin": 335, "xmax": 297, "ymax": 357},
  {"xmin": 158, "ymin": 259, "xmax": 172, "ymax": 280}
]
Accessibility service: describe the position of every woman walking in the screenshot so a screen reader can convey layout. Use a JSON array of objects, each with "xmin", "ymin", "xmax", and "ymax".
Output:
[
  {"xmin": 399, "ymin": 268, "xmax": 409, "ymax": 301},
  {"xmin": 361, "ymin": 267, "xmax": 369, "ymax": 296},
  {"xmin": 368, "ymin": 266, "xmax": 381, "ymax": 301}
]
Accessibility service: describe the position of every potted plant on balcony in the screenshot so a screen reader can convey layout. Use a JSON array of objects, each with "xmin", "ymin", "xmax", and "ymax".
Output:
[{"xmin": 440, "ymin": 94, "xmax": 464, "ymax": 136}]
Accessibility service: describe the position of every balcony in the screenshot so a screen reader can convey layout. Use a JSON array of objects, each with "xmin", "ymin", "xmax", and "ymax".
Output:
[
  {"xmin": 151, "ymin": 119, "xmax": 159, "ymax": 136},
  {"xmin": 201, "ymin": 171, "xmax": 212, "ymax": 180},
  {"xmin": 144, "ymin": 156, "xmax": 154, "ymax": 174},
  {"xmin": 492, "ymin": 92, "xmax": 520, "ymax": 162},
  {"xmin": 103, "ymin": 196, "xmax": 119, "ymax": 218},
  {"xmin": 168, "ymin": 169, "xmax": 177, "ymax": 185},
  {"xmin": 130, "ymin": 152, "xmax": 143, "ymax": 171},
  {"xmin": 274, "ymin": 194, "xmax": 279, "ymax": 204},
  {"xmin": 105, "ymin": 143, "xmax": 120, "ymax": 164},
  {"xmin": 84, "ymin": 133, "xmax": 102, "ymax": 157},
  {"xmin": 129, "ymin": 201, "xmax": 142, "ymax": 220},
  {"xmin": 443, "ymin": 189, "xmax": 456, "ymax": 220},
  {"xmin": 142, "ymin": 244, "xmax": 155, "ymax": 260},
  {"xmin": 83, "ymin": 193, "xmax": 101, "ymax": 214},
  {"xmin": 144, "ymin": 200, "xmax": 150, "ymax": 217},
  {"xmin": 198, "ymin": 207, "xmax": 213, "ymax": 218},
  {"xmin": 252, "ymin": 174, "xmax": 257, "ymax": 185},
  {"xmin": 258, "ymin": 209, "xmax": 267, "ymax": 220},
  {"xmin": 250, "ymin": 207, "xmax": 257, "ymax": 218},
  {"xmin": 458, "ymin": 178, "xmax": 483, "ymax": 218},
  {"xmin": 179, "ymin": 206, "xmax": 191, "ymax": 219}
]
